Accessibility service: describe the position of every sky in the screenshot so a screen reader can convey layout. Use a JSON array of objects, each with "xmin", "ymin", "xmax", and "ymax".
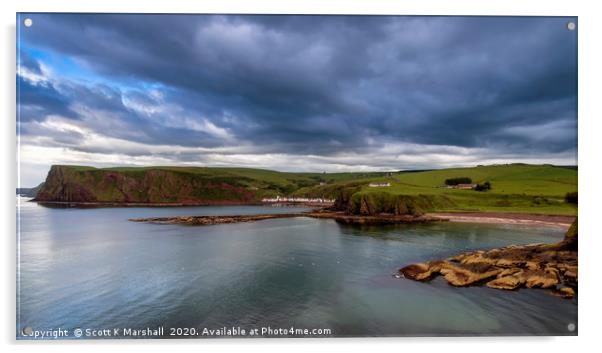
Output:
[{"xmin": 17, "ymin": 14, "xmax": 577, "ymax": 187}]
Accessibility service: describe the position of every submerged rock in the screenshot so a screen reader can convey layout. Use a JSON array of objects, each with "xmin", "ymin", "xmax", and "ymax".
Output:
[{"xmin": 553, "ymin": 286, "xmax": 576, "ymax": 299}]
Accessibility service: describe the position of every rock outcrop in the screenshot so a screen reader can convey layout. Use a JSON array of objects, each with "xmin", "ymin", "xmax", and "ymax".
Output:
[
  {"xmin": 399, "ymin": 220, "xmax": 578, "ymax": 298},
  {"xmin": 130, "ymin": 213, "xmax": 300, "ymax": 225},
  {"xmin": 333, "ymin": 190, "xmax": 456, "ymax": 217},
  {"xmin": 131, "ymin": 210, "xmax": 447, "ymax": 226}
]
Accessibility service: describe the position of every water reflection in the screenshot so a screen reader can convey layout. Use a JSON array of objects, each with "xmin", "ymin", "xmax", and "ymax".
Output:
[{"xmin": 17, "ymin": 200, "xmax": 576, "ymax": 337}]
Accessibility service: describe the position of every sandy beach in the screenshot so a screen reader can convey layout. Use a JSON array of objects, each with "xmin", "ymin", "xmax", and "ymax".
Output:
[{"xmin": 428, "ymin": 212, "xmax": 576, "ymax": 229}]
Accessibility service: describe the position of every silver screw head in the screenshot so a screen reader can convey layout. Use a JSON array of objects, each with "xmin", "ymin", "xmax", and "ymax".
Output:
[{"xmin": 567, "ymin": 22, "xmax": 576, "ymax": 31}]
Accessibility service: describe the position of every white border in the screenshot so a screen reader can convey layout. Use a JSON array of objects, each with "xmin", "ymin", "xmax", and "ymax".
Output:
[{"xmin": 3, "ymin": 1, "xmax": 601, "ymax": 352}]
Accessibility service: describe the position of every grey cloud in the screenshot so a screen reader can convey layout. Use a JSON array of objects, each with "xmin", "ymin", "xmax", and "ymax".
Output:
[{"xmin": 18, "ymin": 14, "xmax": 577, "ymax": 163}]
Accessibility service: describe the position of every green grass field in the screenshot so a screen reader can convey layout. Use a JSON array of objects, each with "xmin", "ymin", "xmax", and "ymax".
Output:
[
  {"xmin": 44, "ymin": 164, "xmax": 577, "ymax": 215},
  {"xmin": 294, "ymin": 164, "xmax": 578, "ymax": 215},
  {"xmin": 49, "ymin": 165, "xmax": 389, "ymax": 200}
]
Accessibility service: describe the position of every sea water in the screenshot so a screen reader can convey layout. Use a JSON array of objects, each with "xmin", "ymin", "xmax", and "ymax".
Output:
[{"xmin": 16, "ymin": 197, "xmax": 577, "ymax": 338}]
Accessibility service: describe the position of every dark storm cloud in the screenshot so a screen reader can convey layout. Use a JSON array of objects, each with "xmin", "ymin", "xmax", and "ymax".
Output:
[
  {"xmin": 17, "ymin": 77, "xmax": 77, "ymax": 121},
  {"xmin": 18, "ymin": 14, "xmax": 577, "ymax": 157}
]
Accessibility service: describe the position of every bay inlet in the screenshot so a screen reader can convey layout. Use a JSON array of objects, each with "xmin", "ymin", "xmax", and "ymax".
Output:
[{"xmin": 17, "ymin": 197, "xmax": 577, "ymax": 337}]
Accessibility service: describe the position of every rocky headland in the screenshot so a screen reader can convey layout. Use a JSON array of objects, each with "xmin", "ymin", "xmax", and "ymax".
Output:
[
  {"xmin": 399, "ymin": 220, "xmax": 578, "ymax": 298},
  {"xmin": 33, "ymin": 165, "xmax": 260, "ymax": 204}
]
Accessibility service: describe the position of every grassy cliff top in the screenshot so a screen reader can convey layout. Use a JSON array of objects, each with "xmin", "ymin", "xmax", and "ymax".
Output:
[
  {"xmin": 294, "ymin": 164, "xmax": 578, "ymax": 215},
  {"xmin": 50, "ymin": 164, "xmax": 386, "ymax": 184},
  {"xmin": 44, "ymin": 164, "xmax": 577, "ymax": 215},
  {"xmin": 50, "ymin": 163, "xmax": 577, "ymax": 196},
  {"xmin": 367, "ymin": 164, "xmax": 576, "ymax": 196}
]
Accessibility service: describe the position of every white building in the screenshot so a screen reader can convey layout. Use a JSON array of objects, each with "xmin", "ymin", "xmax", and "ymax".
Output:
[
  {"xmin": 368, "ymin": 182, "xmax": 391, "ymax": 187},
  {"xmin": 261, "ymin": 196, "xmax": 335, "ymax": 203}
]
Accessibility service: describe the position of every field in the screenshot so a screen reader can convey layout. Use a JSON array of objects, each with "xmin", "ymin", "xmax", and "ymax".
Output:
[
  {"xmin": 99, "ymin": 166, "xmax": 385, "ymax": 196},
  {"xmin": 294, "ymin": 164, "xmax": 578, "ymax": 215},
  {"xmin": 33, "ymin": 165, "xmax": 389, "ymax": 204},
  {"xmin": 33, "ymin": 164, "xmax": 577, "ymax": 215}
]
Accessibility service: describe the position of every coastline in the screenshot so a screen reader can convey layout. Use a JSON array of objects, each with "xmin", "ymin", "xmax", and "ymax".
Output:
[
  {"xmin": 31, "ymin": 200, "xmax": 261, "ymax": 207},
  {"xmin": 399, "ymin": 220, "xmax": 578, "ymax": 298},
  {"xmin": 130, "ymin": 211, "xmax": 576, "ymax": 228},
  {"xmin": 129, "ymin": 211, "xmax": 446, "ymax": 226},
  {"xmin": 30, "ymin": 200, "xmax": 333, "ymax": 208},
  {"xmin": 28, "ymin": 198, "xmax": 576, "ymax": 229},
  {"xmin": 427, "ymin": 212, "xmax": 576, "ymax": 229}
]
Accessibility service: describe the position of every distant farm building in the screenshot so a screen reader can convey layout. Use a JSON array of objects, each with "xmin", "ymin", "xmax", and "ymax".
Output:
[
  {"xmin": 368, "ymin": 182, "xmax": 391, "ymax": 188},
  {"xmin": 452, "ymin": 183, "xmax": 477, "ymax": 190}
]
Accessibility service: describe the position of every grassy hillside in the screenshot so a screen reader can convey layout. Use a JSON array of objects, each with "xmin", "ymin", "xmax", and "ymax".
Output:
[
  {"xmin": 32, "ymin": 164, "xmax": 577, "ymax": 215},
  {"xmin": 33, "ymin": 165, "xmax": 386, "ymax": 204},
  {"xmin": 99, "ymin": 166, "xmax": 385, "ymax": 196},
  {"xmin": 295, "ymin": 164, "xmax": 577, "ymax": 215}
]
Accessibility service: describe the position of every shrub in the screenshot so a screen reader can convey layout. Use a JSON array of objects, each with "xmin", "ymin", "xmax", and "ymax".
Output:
[
  {"xmin": 474, "ymin": 181, "xmax": 491, "ymax": 191},
  {"xmin": 444, "ymin": 177, "xmax": 472, "ymax": 186},
  {"xmin": 532, "ymin": 196, "xmax": 550, "ymax": 205},
  {"xmin": 344, "ymin": 192, "xmax": 457, "ymax": 216},
  {"xmin": 565, "ymin": 192, "xmax": 578, "ymax": 204}
]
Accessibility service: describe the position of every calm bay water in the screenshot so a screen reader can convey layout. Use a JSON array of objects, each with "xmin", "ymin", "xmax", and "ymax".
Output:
[{"xmin": 17, "ymin": 197, "xmax": 577, "ymax": 338}]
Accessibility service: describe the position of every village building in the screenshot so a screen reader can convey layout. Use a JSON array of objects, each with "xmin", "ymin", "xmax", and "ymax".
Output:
[
  {"xmin": 368, "ymin": 182, "xmax": 391, "ymax": 187},
  {"xmin": 454, "ymin": 183, "xmax": 477, "ymax": 190}
]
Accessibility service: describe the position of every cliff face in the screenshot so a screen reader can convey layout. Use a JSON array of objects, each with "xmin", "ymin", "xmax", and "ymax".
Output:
[
  {"xmin": 558, "ymin": 218, "xmax": 578, "ymax": 251},
  {"xmin": 332, "ymin": 189, "xmax": 456, "ymax": 216},
  {"xmin": 33, "ymin": 165, "xmax": 258, "ymax": 204}
]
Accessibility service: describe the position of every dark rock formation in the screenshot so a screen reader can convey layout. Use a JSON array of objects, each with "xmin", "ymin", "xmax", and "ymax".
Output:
[
  {"xmin": 131, "ymin": 210, "xmax": 447, "ymax": 226},
  {"xmin": 130, "ymin": 213, "xmax": 301, "ymax": 225}
]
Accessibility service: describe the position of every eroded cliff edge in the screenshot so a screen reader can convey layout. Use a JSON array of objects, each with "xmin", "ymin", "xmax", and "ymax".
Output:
[{"xmin": 33, "ymin": 165, "xmax": 258, "ymax": 204}]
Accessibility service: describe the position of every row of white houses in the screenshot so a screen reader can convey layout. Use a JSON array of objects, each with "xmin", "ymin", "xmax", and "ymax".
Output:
[
  {"xmin": 368, "ymin": 182, "xmax": 391, "ymax": 187},
  {"xmin": 261, "ymin": 196, "xmax": 335, "ymax": 203}
]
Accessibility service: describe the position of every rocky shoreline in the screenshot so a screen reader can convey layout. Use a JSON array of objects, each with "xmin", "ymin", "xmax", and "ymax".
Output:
[
  {"xmin": 32, "ymin": 200, "xmax": 334, "ymax": 208},
  {"xmin": 32, "ymin": 200, "xmax": 266, "ymax": 208},
  {"xmin": 130, "ymin": 213, "xmax": 302, "ymax": 225},
  {"xmin": 399, "ymin": 221, "xmax": 578, "ymax": 298},
  {"xmin": 129, "ymin": 209, "xmax": 577, "ymax": 228},
  {"xmin": 129, "ymin": 210, "xmax": 446, "ymax": 226}
]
